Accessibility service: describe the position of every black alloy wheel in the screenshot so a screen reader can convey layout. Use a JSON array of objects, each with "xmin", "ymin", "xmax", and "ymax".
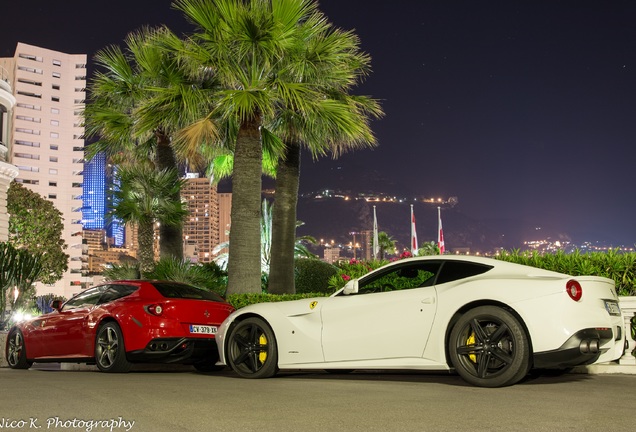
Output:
[
  {"xmin": 226, "ymin": 317, "xmax": 278, "ymax": 379},
  {"xmin": 449, "ymin": 306, "xmax": 530, "ymax": 388}
]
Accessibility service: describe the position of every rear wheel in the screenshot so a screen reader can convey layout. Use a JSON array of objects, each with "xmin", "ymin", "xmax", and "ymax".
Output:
[
  {"xmin": 95, "ymin": 322, "xmax": 132, "ymax": 373},
  {"xmin": 226, "ymin": 317, "xmax": 278, "ymax": 379},
  {"xmin": 6, "ymin": 328, "xmax": 32, "ymax": 369},
  {"xmin": 449, "ymin": 306, "xmax": 530, "ymax": 388}
]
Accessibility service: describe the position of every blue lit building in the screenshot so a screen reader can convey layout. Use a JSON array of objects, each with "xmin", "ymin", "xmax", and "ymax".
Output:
[
  {"xmin": 82, "ymin": 152, "xmax": 125, "ymax": 247},
  {"xmin": 82, "ymin": 152, "xmax": 106, "ymax": 230}
]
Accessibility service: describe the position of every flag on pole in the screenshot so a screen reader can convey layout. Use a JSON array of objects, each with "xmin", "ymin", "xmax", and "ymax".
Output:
[
  {"xmin": 373, "ymin": 206, "xmax": 379, "ymax": 259},
  {"xmin": 410, "ymin": 204, "xmax": 418, "ymax": 255},
  {"xmin": 438, "ymin": 206, "xmax": 445, "ymax": 254}
]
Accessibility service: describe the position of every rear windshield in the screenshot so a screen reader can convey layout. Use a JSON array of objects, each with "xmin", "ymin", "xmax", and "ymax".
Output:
[{"xmin": 152, "ymin": 282, "xmax": 226, "ymax": 302}]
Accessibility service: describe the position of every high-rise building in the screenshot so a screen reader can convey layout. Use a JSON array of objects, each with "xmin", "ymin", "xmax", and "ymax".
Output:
[
  {"xmin": 82, "ymin": 153, "xmax": 125, "ymax": 247},
  {"xmin": 182, "ymin": 174, "xmax": 220, "ymax": 263},
  {"xmin": 1, "ymin": 43, "xmax": 87, "ymax": 299}
]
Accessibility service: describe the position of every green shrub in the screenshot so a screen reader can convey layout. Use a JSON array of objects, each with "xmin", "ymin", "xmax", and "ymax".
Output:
[
  {"xmin": 226, "ymin": 292, "xmax": 330, "ymax": 310},
  {"xmin": 294, "ymin": 258, "xmax": 339, "ymax": 294},
  {"xmin": 496, "ymin": 249, "xmax": 636, "ymax": 296}
]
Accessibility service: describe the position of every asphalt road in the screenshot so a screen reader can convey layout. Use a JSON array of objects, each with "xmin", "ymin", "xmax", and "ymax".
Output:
[{"xmin": 0, "ymin": 365, "xmax": 635, "ymax": 432}]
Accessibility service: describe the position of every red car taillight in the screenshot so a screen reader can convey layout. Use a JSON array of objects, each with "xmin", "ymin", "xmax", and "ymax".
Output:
[
  {"xmin": 146, "ymin": 304, "xmax": 164, "ymax": 316},
  {"xmin": 566, "ymin": 279, "xmax": 583, "ymax": 301}
]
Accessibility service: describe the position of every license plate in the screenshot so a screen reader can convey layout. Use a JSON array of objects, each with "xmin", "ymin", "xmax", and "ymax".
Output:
[
  {"xmin": 189, "ymin": 325, "xmax": 217, "ymax": 334},
  {"xmin": 604, "ymin": 301, "xmax": 621, "ymax": 316}
]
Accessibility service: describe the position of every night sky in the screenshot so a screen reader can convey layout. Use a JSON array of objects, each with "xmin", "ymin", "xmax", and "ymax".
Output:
[{"xmin": 2, "ymin": 0, "xmax": 636, "ymax": 245}]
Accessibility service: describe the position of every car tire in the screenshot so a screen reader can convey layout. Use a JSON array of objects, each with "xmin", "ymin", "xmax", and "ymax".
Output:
[
  {"xmin": 6, "ymin": 328, "xmax": 33, "ymax": 369},
  {"xmin": 95, "ymin": 322, "xmax": 132, "ymax": 373},
  {"xmin": 226, "ymin": 317, "xmax": 278, "ymax": 379},
  {"xmin": 449, "ymin": 306, "xmax": 530, "ymax": 388}
]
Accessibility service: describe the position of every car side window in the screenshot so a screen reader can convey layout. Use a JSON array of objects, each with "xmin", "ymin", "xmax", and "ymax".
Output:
[
  {"xmin": 61, "ymin": 288, "xmax": 102, "ymax": 311},
  {"xmin": 436, "ymin": 261, "xmax": 493, "ymax": 285},
  {"xmin": 98, "ymin": 284, "xmax": 138, "ymax": 304},
  {"xmin": 358, "ymin": 262, "xmax": 442, "ymax": 294}
]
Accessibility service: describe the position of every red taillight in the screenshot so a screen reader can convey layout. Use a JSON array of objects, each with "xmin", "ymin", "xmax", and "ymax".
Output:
[
  {"xmin": 146, "ymin": 304, "xmax": 164, "ymax": 316},
  {"xmin": 566, "ymin": 280, "xmax": 583, "ymax": 301}
]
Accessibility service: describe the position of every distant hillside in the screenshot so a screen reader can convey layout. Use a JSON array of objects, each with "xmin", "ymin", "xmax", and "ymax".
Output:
[{"xmin": 296, "ymin": 197, "xmax": 570, "ymax": 253}]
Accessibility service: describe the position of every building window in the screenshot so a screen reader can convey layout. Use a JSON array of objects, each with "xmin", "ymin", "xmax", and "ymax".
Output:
[
  {"xmin": 48, "ymin": 194, "xmax": 57, "ymax": 199},
  {"xmin": 15, "ymin": 179, "xmax": 39, "ymax": 185},
  {"xmin": 17, "ymin": 78, "xmax": 42, "ymax": 86},
  {"xmin": 50, "ymin": 120, "xmax": 59, "ymax": 126},
  {"xmin": 49, "ymin": 169, "xmax": 58, "ymax": 175},
  {"xmin": 51, "ymin": 96, "xmax": 60, "ymax": 102},
  {"xmin": 15, "ymin": 140, "xmax": 40, "ymax": 148},
  {"xmin": 52, "ymin": 59, "xmax": 62, "ymax": 66},
  {"xmin": 16, "ymin": 165, "xmax": 39, "ymax": 172},
  {"xmin": 17, "ymin": 103, "xmax": 40, "ymax": 110},
  {"xmin": 17, "ymin": 91, "xmax": 42, "ymax": 99},
  {"xmin": 51, "ymin": 108, "xmax": 60, "ymax": 114},
  {"xmin": 16, "ymin": 128, "xmax": 40, "ymax": 135},
  {"xmin": 16, "ymin": 115, "xmax": 40, "ymax": 123},
  {"xmin": 49, "ymin": 181, "xmax": 57, "ymax": 187},
  {"xmin": 50, "ymin": 144, "xmax": 58, "ymax": 150},
  {"xmin": 17, "ymin": 66, "xmax": 43, "ymax": 74},
  {"xmin": 14, "ymin": 153, "xmax": 39, "ymax": 160},
  {"xmin": 50, "ymin": 156, "xmax": 58, "ymax": 162},
  {"xmin": 18, "ymin": 53, "xmax": 42, "ymax": 62},
  {"xmin": 50, "ymin": 132, "xmax": 59, "ymax": 139},
  {"xmin": 52, "ymin": 72, "xmax": 61, "ymax": 78},
  {"xmin": 52, "ymin": 84, "xmax": 60, "ymax": 90}
]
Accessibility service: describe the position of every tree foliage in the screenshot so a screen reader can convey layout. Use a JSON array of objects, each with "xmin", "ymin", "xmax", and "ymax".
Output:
[{"xmin": 7, "ymin": 182, "xmax": 68, "ymax": 284}]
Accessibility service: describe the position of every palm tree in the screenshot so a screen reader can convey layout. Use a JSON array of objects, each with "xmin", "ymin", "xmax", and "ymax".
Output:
[
  {"xmin": 377, "ymin": 231, "xmax": 397, "ymax": 260},
  {"xmin": 267, "ymin": 17, "xmax": 383, "ymax": 294},
  {"xmin": 171, "ymin": 0, "xmax": 326, "ymax": 294},
  {"xmin": 85, "ymin": 27, "xmax": 211, "ymax": 260},
  {"xmin": 111, "ymin": 163, "xmax": 188, "ymax": 275}
]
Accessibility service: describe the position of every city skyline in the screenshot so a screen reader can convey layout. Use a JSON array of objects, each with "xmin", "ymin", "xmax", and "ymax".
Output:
[{"xmin": 2, "ymin": 1, "xmax": 636, "ymax": 245}]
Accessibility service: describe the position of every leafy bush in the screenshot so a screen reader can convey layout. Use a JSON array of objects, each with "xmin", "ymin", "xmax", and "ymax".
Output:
[
  {"xmin": 226, "ymin": 292, "xmax": 330, "ymax": 310},
  {"xmin": 294, "ymin": 258, "xmax": 338, "ymax": 294},
  {"xmin": 327, "ymin": 258, "xmax": 387, "ymax": 291},
  {"xmin": 496, "ymin": 249, "xmax": 636, "ymax": 296}
]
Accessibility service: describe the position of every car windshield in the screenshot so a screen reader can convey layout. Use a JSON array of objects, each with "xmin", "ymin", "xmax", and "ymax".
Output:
[{"xmin": 151, "ymin": 282, "xmax": 226, "ymax": 302}]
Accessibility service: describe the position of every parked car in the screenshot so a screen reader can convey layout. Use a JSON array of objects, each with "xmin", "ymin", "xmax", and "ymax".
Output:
[
  {"xmin": 5, "ymin": 281, "xmax": 235, "ymax": 372},
  {"xmin": 217, "ymin": 256, "xmax": 625, "ymax": 387}
]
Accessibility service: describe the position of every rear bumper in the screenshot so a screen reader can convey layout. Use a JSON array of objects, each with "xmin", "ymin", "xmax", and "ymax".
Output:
[
  {"xmin": 533, "ymin": 327, "xmax": 623, "ymax": 369},
  {"xmin": 126, "ymin": 337, "xmax": 218, "ymax": 364}
]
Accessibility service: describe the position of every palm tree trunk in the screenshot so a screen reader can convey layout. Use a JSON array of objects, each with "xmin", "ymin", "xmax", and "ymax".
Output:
[
  {"xmin": 138, "ymin": 221, "xmax": 156, "ymax": 277},
  {"xmin": 268, "ymin": 142, "xmax": 301, "ymax": 294},
  {"xmin": 226, "ymin": 115, "xmax": 263, "ymax": 295},
  {"xmin": 155, "ymin": 130, "xmax": 183, "ymax": 260}
]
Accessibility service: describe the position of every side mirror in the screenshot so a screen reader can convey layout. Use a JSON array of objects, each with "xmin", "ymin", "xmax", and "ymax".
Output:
[
  {"xmin": 50, "ymin": 300, "xmax": 63, "ymax": 311},
  {"xmin": 342, "ymin": 279, "xmax": 359, "ymax": 295}
]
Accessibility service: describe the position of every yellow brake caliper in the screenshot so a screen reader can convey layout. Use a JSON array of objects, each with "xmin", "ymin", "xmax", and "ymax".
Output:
[
  {"xmin": 467, "ymin": 332, "xmax": 477, "ymax": 363},
  {"xmin": 259, "ymin": 333, "xmax": 268, "ymax": 364}
]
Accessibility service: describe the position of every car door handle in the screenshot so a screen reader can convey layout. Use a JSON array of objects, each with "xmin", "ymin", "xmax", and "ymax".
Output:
[{"xmin": 421, "ymin": 297, "xmax": 435, "ymax": 304}]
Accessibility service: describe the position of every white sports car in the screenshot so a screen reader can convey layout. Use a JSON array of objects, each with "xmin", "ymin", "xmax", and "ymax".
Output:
[{"xmin": 217, "ymin": 256, "xmax": 625, "ymax": 387}]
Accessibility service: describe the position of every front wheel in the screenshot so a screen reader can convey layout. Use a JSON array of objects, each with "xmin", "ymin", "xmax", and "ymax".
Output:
[
  {"xmin": 226, "ymin": 317, "xmax": 278, "ymax": 379},
  {"xmin": 6, "ymin": 328, "xmax": 32, "ymax": 369},
  {"xmin": 448, "ymin": 306, "xmax": 530, "ymax": 388},
  {"xmin": 95, "ymin": 322, "xmax": 132, "ymax": 373}
]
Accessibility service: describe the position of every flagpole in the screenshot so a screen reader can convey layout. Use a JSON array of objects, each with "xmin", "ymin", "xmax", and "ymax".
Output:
[
  {"xmin": 438, "ymin": 206, "xmax": 445, "ymax": 254},
  {"xmin": 373, "ymin": 205, "xmax": 379, "ymax": 260},
  {"xmin": 410, "ymin": 204, "xmax": 418, "ymax": 255}
]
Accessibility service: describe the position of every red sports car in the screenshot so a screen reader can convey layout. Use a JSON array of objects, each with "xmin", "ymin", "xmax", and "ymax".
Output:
[{"xmin": 5, "ymin": 280, "xmax": 235, "ymax": 372}]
